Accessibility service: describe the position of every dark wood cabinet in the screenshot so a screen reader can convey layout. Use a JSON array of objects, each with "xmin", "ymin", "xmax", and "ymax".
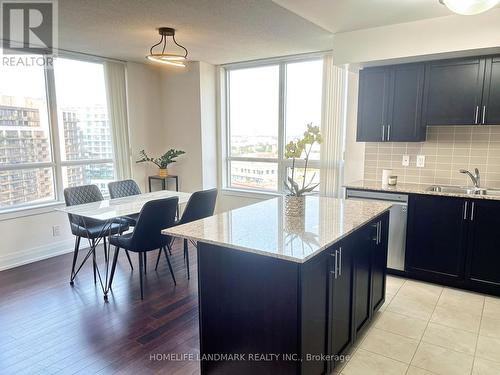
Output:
[
  {"xmin": 357, "ymin": 68, "xmax": 390, "ymax": 142},
  {"xmin": 352, "ymin": 225, "xmax": 373, "ymax": 334},
  {"xmin": 197, "ymin": 211, "xmax": 390, "ymax": 375},
  {"xmin": 406, "ymin": 194, "xmax": 468, "ymax": 281},
  {"xmin": 406, "ymin": 194, "xmax": 500, "ymax": 296},
  {"xmin": 357, "ymin": 64, "xmax": 425, "ymax": 142},
  {"xmin": 371, "ymin": 214, "xmax": 389, "ymax": 312},
  {"xmin": 423, "ymin": 57, "xmax": 485, "ymax": 126},
  {"xmin": 482, "ymin": 57, "xmax": 500, "ymax": 125},
  {"xmin": 387, "ymin": 64, "xmax": 425, "ymax": 141},
  {"xmin": 329, "ymin": 214, "xmax": 388, "ymax": 373},
  {"xmin": 329, "ymin": 242, "xmax": 353, "ymax": 360},
  {"xmin": 466, "ymin": 199, "xmax": 500, "ymax": 288},
  {"xmin": 358, "ymin": 54, "xmax": 500, "ymax": 138}
]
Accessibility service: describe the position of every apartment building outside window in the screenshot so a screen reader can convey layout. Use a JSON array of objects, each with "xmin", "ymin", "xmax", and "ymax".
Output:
[
  {"xmin": 0, "ymin": 56, "xmax": 115, "ymax": 211},
  {"xmin": 222, "ymin": 56, "xmax": 323, "ymax": 193}
]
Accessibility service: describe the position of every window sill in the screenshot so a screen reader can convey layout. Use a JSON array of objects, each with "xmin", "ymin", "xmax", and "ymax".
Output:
[
  {"xmin": 220, "ymin": 188, "xmax": 281, "ymax": 200},
  {"xmin": 0, "ymin": 201, "xmax": 65, "ymax": 222}
]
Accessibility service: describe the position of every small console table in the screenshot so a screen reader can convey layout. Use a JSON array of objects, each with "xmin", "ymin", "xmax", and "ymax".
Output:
[{"xmin": 148, "ymin": 175, "xmax": 179, "ymax": 192}]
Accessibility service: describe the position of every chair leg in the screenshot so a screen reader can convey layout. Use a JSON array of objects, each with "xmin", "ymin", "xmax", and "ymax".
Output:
[
  {"xmin": 103, "ymin": 236, "xmax": 108, "ymax": 262},
  {"xmin": 163, "ymin": 246, "xmax": 176, "ymax": 285},
  {"xmin": 108, "ymin": 246, "xmax": 120, "ymax": 289},
  {"xmin": 70, "ymin": 236, "xmax": 80, "ymax": 285},
  {"xmin": 154, "ymin": 249, "xmax": 162, "ymax": 271},
  {"xmin": 138, "ymin": 253, "xmax": 144, "ymax": 300},
  {"xmin": 124, "ymin": 250, "xmax": 134, "ymax": 270},
  {"xmin": 143, "ymin": 252, "xmax": 147, "ymax": 274},
  {"xmin": 184, "ymin": 239, "xmax": 190, "ymax": 280},
  {"xmin": 92, "ymin": 239, "xmax": 97, "ymax": 284}
]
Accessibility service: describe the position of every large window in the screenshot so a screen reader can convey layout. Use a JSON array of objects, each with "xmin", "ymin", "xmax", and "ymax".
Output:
[
  {"xmin": 0, "ymin": 57, "xmax": 115, "ymax": 211},
  {"xmin": 224, "ymin": 57, "xmax": 323, "ymax": 192}
]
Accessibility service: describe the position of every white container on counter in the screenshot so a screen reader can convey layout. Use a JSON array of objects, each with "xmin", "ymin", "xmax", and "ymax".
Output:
[{"xmin": 382, "ymin": 169, "xmax": 393, "ymax": 186}]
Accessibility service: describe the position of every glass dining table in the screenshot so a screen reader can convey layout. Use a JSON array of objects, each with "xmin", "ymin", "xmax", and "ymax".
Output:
[{"xmin": 56, "ymin": 190, "xmax": 192, "ymax": 301}]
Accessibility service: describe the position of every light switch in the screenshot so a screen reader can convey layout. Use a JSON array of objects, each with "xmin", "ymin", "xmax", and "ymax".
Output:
[
  {"xmin": 402, "ymin": 155, "xmax": 410, "ymax": 167},
  {"xmin": 416, "ymin": 155, "xmax": 425, "ymax": 168}
]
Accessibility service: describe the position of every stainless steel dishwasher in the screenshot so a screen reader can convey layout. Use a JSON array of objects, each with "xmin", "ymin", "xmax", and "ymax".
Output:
[{"xmin": 345, "ymin": 188, "xmax": 408, "ymax": 272}]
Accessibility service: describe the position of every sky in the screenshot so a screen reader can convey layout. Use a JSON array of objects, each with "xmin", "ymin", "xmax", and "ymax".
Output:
[{"xmin": 229, "ymin": 59, "xmax": 323, "ymax": 140}]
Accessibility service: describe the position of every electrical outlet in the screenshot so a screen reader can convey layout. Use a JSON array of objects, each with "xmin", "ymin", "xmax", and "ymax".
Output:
[
  {"xmin": 402, "ymin": 155, "xmax": 410, "ymax": 167},
  {"xmin": 52, "ymin": 225, "xmax": 60, "ymax": 237},
  {"xmin": 416, "ymin": 155, "xmax": 426, "ymax": 168}
]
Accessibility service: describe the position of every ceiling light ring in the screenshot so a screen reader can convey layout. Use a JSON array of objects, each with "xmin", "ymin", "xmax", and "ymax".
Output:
[{"xmin": 146, "ymin": 27, "xmax": 188, "ymax": 67}]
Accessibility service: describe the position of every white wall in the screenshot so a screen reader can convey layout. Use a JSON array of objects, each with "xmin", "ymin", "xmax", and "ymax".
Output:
[
  {"xmin": 333, "ymin": 9, "xmax": 500, "ymax": 65},
  {"xmin": 160, "ymin": 61, "xmax": 218, "ymax": 193},
  {"xmin": 160, "ymin": 63, "xmax": 204, "ymax": 192},
  {"xmin": 0, "ymin": 62, "xmax": 164, "ymax": 271},
  {"xmin": 126, "ymin": 62, "xmax": 164, "ymax": 191}
]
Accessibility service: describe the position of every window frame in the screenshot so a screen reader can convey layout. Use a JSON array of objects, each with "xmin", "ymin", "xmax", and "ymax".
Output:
[
  {"xmin": 221, "ymin": 54, "xmax": 324, "ymax": 195},
  {"xmin": 0, "ymin": 53, "xmax": 116, "ymax": 215}
]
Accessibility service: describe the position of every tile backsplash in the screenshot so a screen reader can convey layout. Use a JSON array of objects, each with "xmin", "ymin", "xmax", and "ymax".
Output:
[{"xmin": 364, "ymin": 126, "xmax": 500, "ymax": 189}]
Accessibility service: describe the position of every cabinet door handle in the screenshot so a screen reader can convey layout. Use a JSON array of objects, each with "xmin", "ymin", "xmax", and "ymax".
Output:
[
  {"xmin": 387, "ymin": 125, "xmax": 391, "ymax": 141},
  {"xmin": 338, "ymin": 247, "xmax": 342, "ymax": 277},
  {"xmin": 331, "ymin": 252, "xmax": 338, "ymax": 279},
  {"xmin": 376, "ymin": 221, "xmax": 381, "ymax": 244},
  {"xmin": 471, "ymin": 202, "xmax": 475, "ymax": 221},
  {"xmin": 463, "ymin": 201, "xmax": 468, "ymax": 220},
  {"xmin": 482, "ymin": 106, "xmax": 487, "ymax": 125},
  {"xmin": 475, "ymin": 106, "xmax": 480, "ymax": 124},
  {"xmin": 381, "ymin": 125, "xmax": 385, "ymax": 141}
]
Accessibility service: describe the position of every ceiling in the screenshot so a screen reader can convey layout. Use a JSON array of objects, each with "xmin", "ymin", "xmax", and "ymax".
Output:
[
  {"xmin": 57, "ymin": 0, "xmax": 333, "ymax": 65},
  {"xmin": 272, "ymin": 0, "xmax": 465, "ymax": 33}
]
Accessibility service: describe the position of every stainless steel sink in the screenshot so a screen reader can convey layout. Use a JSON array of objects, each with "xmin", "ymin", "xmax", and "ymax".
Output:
[{"xmin": 426, "ymin": 185, "xmax": 500, "ymax": 196}]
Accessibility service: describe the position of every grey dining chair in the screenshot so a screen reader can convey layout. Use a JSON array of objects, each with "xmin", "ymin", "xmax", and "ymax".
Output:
[
  {"xmin": 108, "ymin": 179, "xmax": 141, "ymax": 227},
  {"xmin": 108, "ymin": 197, "xmax": 179, "ymax": 299},
  {"xmin": 64, "ymin": 184, "xmax": 133, "ymax": 286},
  {"xmin": 155, "ymin": 188, "xmax": 218, "ymax": 279}
]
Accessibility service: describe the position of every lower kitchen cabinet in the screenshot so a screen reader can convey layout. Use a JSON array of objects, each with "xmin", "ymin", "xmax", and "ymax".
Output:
[
  {"xmin": 330, "ymin": 215, "xmax": 388, "ymax": 373},
  {"xmin": 353, "ymin": 225, "xmax": 373, "ymax": 335},
  {"xmin": 466, "ymin": 199, "xmax": 500, "ymax": 290},
  {"xmin": 406, "ymin": 194, "xmax": 500, "ymax": 295},
  {"xmin": 406, "ymin": 194, "xmax": 468, "ymax": 281},
  {"xmin": 371, "ymin": 213, "xmax": 389, "ymax": 312},
  {"xmin": 329, "ymin": 240, "xmax": 353, "ymax": 360}
]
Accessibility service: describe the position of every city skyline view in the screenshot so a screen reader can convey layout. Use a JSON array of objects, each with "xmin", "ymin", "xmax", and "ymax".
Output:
[{"xmin": 0, "ymin": 58, "xmax": 114, "ymax": 209}]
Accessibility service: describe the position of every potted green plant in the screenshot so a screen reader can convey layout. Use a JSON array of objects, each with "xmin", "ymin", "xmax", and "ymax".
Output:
[
  {"xmin": 136, "ymin": 149, "xmax": 186, "ymax": 177},
  {"xmin": 283, "ymin": 123, "xmax": 322, "ymax": 216}
]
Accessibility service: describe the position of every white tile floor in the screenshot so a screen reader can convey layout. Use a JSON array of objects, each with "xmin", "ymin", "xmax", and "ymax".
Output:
[{"xmin": 336, "ymin": 276, "xmax": 500, "ymax": 375}]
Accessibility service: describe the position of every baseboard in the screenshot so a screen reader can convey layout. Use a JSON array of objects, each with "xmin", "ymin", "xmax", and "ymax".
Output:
[{"xmin": 0, "ymin": 239, "xmax": 78, "ymax": 271}]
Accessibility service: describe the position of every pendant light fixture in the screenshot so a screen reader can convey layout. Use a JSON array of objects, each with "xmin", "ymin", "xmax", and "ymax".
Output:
[
  {"xmin": 439, "ymin": 0, "xmax": 499, "ymax": 15},
  {"xmin": 146, "ymin": 27, "xmax": 188, "ymax": 67}
]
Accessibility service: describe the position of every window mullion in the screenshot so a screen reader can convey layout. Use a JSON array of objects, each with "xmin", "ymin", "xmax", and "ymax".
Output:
[
  {"xmin": 224, "ymin": 69, "xmax": 231, "ymax": 189},
  {"xmin": 277, "ymin": 62, "xmax": 286, "ymax": 194},
  {"xmin": 45, "ymin": 66, "xmax": 63, "ymax": 202}
]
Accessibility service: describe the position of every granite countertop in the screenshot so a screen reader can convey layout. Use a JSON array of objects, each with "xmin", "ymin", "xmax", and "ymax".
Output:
[
  {"xmin": 344, "ymin": 180, "xmax": 500, "ymax": 201},
  {"xmin": 162, "ymin": 196, "xmax": 391, "ymax": 263}
]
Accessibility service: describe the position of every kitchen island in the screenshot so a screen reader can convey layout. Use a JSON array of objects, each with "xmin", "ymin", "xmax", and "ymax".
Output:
[{"xmin": 163, "ymin": 196, "xmax": 391, "ymax": 375}]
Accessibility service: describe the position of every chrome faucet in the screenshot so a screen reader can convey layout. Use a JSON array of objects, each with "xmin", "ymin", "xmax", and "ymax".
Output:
[{"xmin": 460, "ymin": 168, "xmax": 481, "ymax": 188}]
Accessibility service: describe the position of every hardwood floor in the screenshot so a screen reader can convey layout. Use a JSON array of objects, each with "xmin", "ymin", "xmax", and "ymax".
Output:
[{"xmin": 0, "ymin": 239, "xmax": 200, "ymax": 375}]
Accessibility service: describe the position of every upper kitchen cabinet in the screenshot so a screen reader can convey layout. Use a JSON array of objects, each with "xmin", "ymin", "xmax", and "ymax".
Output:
[
  {"xmin": 357, "ymin": 64, "xmax": 425, "ymax": 142},
  {"xmin": 357, "ymin": 67, "xmax": 390, "ymax": 142},
  {"xmin": 423, "ymin": 57, "xmax": 486, "ymax": 126},
  {"xmin": 482, "ymin": 56, "xmax": 500, "ymax": 125}
]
